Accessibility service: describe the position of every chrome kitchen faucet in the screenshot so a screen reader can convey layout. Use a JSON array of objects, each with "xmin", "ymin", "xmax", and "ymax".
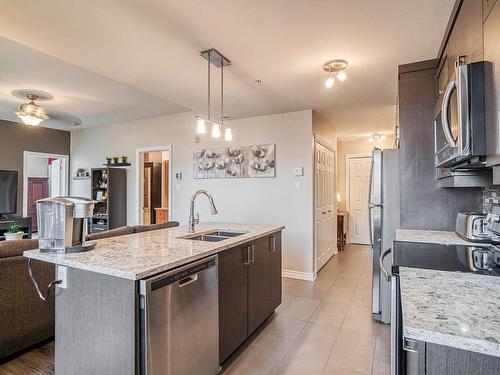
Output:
[{"xmin": 188, "ymin": 190, "xmax": 218, "ymax": 233}]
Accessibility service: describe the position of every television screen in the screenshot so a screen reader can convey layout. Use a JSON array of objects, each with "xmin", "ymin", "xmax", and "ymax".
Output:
[{"xmin": 0, "ymin": 170, "xmax": 18, "ymax": 215}]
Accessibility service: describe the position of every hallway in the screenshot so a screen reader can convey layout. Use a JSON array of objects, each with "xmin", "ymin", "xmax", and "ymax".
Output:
[{"xmin": 225, "ymin": 244, "xmax": 390, "ymax": 375}]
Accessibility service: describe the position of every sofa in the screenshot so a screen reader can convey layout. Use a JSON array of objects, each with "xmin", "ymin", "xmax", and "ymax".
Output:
[
  {"xmin": 0, "ymin": 239, "xmax": 55, "ymax": 360},
  {"xmin": 85, "ymin": 221, "xmax": 179, "ymax": 241}
]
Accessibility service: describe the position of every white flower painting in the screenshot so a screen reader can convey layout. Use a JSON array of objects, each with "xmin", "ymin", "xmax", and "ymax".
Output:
[{"xmin": 193, "ymin": 144, "xmax": 276, "ymax": 179}]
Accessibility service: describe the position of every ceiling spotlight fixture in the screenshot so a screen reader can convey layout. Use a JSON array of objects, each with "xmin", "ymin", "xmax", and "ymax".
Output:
[
  {"xmin": 15, "ymin": 93, "xmax": 49, "ymax": 126},
  {"xmin": 368, "ymin": 133, "xmax": 386, "ymax": 143},
  {"xmin": 195, "ymin": 48, "xmax": 234, "ymax": 141},
  {"xmin": 323, "ymin": 59, "xmax": 349, "ymax": 88}
]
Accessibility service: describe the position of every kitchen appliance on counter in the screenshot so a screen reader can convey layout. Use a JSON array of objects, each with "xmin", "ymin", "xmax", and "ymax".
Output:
[
  {"xmin": 383, "ymin": 240, "xmax": 500, "ymax": 375},
  {"xmin": 368, "ymin": 148, "xmax": 400, "ymax": 324},
  {"xmin": 37, "ymin": 196, "xmax": 97, "ymax": 253},
  {"xmin": 139, "ymin": 255, "xmax": 219, "ymax": 375},
  {"xmin": 434, "ymin": 61, "xmax": 486, "ymax": 169},
  {"xmin": 455, "ymin": 211, "xmax": 490, "ymax": 241}
]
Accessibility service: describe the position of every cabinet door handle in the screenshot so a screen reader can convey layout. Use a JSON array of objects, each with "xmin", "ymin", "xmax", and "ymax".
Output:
[
  {"xmin": 403, "ymin": 338, "xmax": 419, "ymax": 353},
  {"xmin": 244, "ymin": 246, "xmax": 252, "ymax": 266},
  {"xmin": 270, "ymin": 236, "xmax": 276, "ymax": 252},
  {"xmin": 251, "ymin": 244, "xmax": 255, "ymax": 263}
]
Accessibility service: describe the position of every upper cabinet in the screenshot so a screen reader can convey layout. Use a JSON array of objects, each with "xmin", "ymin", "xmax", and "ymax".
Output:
[
  {"xmin": 483, "ymin": 0, "xmax": 498, "ymax": 21},
  {"xmin": 437, "ymin": 0, "xmax": 484, "ymax": 95},
  {"xmin": 484, "ymin": 0, "xmax": 500, "ymax": 166}
]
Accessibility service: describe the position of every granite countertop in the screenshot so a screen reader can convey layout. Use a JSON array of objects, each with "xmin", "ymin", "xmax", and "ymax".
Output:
[
  {"xmin": 396, "ymin": 228, "xmax": 483, "ymax": 246},
  {"xmin": 400, "ymin": 267, "xmax": 500, "ymax": 357},
  {"xmin": 24, "ymin": 223, "xmax": 284, "ymax": 280}
]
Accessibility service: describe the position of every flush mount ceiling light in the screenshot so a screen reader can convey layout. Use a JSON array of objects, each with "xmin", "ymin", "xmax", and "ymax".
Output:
[
  {"xmin": 195, "ymin": 48, "xmax": 233, "ymax": 141},
  {"xmin": 323, "ymin": 59, "xmax": 349, "ymax": 88},
  {"xmin": 13, "ymin": 91, "xmax": 52, "ymax": 126},
  {"xmin": 368, "ymin": 133, "xmax": 386, "ymax": 143}
]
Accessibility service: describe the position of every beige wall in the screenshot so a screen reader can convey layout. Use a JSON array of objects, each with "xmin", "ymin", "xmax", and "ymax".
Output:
[
  {"xmin": 71, "ymin": 110, "xmax": 317, "ymax": 275},
  {"xmin": 337, "ymin": 136, "xmax": 394, "ymax": 211}
]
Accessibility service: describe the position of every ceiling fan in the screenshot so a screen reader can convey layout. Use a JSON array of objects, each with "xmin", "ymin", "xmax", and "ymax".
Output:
[{"xmin": 11, "ymin": 89, "xmax": 82, "ymax": 127}]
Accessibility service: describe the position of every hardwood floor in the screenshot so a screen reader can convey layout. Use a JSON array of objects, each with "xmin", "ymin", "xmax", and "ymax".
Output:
[
  {"xmin": 0, "ymin": 244, "xmax": 389, "ymax": 375},
  {"xmin": 0, "ymin": 342, "xmax": 53, "ymax": 375}
]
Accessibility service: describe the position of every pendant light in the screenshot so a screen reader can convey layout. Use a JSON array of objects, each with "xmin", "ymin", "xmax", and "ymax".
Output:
[{"xmin": 195, "ymin": 49, "xmax": 233, "ymax": 141}]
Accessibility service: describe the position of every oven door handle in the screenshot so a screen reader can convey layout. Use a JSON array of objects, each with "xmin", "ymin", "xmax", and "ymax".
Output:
[{"xmin": 441, "ymin": 79, "xmax": 457, "ymax": 148}]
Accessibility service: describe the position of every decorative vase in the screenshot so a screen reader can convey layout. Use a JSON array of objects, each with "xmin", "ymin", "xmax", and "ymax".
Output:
[
  {"xmin": 112, "ymin": 157, "xmax": 119, "ymax": 164},
  {"xmin": 121, "ymin": 156, "xmax": 128, "ymax": 163},
  {"xmin": 106, "ymin": 157, "xmax": 112, "ymax": 164},
  {"xmin": 5, "ymin": 232, "xmax": 23, "ymax": 241}
]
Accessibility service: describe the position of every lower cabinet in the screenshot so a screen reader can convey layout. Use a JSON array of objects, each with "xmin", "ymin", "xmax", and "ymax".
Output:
[
  {"xmin": 218, "ymin": 231, "xmax": 282, "ymax": 364},
  {"xmin": 403, "ymin": 338, "xmax": 500, "ymax": 375}
]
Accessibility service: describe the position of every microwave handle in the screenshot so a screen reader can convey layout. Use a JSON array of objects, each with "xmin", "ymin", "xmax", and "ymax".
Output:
[{"xmin": 441, "ymin": 79, "xmax": 457, "ymax": 148}]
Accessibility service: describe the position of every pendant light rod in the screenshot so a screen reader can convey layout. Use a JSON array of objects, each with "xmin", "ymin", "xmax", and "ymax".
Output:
[
  {"xmin": 208, "ymin": 51, "xmax": 211, "ymax": 120},
  {"xmin": 221, "ymin": 63, "xmax": 224, "ymax": 123}
]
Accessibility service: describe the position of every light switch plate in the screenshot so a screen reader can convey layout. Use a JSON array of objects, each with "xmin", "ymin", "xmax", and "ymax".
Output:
[
  {"xmin": 293, "ymin": 167, "xmax": 304, "ymax": 176},
  {"xmin": 295, "ymin": 181, "xmax": 301, "ymax": 190},
  {"xmin": 176, "ymin": 183, "xmax": 182, "ymax": 192},
  {"xmin": 175, "ymin": 172, "xmax": 182, "ymax": 180}
]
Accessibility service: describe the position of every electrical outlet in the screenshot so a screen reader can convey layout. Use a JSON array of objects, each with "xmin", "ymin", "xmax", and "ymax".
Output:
[{"xmin": 57, "ymin": 266, "xmax": 68, "ymax": 289}]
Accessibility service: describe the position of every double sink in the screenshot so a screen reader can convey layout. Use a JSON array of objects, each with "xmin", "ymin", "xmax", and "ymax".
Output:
[{"xmin": 183, "ymin": 230, "xmax": 247, "ymax": 242}]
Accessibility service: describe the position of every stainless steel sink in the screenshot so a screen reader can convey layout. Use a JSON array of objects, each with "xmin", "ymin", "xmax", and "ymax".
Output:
[
  {"xmin": 189, "ymin": 235, "xmax": 229, "ymax": 242},
  {"xmin": 205, "ymin": 230, "xmax": 246, "ymax": 238},
  {"xmin": 183, "ymin": 230, "xmax": 247, "ymax": 242}
]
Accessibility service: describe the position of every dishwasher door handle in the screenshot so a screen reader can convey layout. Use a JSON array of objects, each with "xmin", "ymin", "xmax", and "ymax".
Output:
[{"xmin": 178, "ymin": 274, "xmax": 198, "ymax": 288}]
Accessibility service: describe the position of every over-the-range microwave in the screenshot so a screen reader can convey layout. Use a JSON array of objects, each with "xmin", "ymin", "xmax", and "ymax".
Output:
[{"xmin": 434, "ymin": 61, "xmax": 486, "ymax": 169}]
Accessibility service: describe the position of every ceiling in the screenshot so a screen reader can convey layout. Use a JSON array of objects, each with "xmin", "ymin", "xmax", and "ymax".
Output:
[{"xmin": 0, "ymin": 0, "xmax": 454, "ymax": 136}]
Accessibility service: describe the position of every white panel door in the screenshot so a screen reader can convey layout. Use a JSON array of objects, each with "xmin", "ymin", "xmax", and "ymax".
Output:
[
  {"xmin": 49, "ymin": 158, "xmax": 67, "ymax": 197},
  {"xmin": 315, "ymin": 142, "xmax": 336, "ymax": 271},
  {"xmin": 348, "ymin": 157, "xmax": 372, "ymax": 244}
]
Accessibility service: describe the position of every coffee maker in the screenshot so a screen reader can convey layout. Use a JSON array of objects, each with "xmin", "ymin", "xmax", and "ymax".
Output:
[{"xmin": 37, "ymin": 197, "xmax": 97, "ymax": 253}]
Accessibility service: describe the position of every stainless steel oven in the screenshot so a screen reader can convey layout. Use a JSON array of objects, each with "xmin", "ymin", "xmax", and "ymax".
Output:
[{"xmin": 434, "ymin": 61, "xmax": 486, "ymax": 168}]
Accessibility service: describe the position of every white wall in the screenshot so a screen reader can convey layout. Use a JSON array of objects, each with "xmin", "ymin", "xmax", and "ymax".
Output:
[{"xmin": 71, "ymin": 110, "xmax": 315, "ymax": 274}]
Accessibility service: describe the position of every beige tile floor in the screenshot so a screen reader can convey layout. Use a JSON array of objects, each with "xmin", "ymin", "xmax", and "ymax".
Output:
[{"xmin": 224, "ymin": 244, "xmax": 391, "ymax": 375}]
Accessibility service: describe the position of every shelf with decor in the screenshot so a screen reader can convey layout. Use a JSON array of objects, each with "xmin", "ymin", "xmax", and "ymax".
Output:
[{"xmin": 90, "ymin": 168, "xmax": 127, "ymax": 234}]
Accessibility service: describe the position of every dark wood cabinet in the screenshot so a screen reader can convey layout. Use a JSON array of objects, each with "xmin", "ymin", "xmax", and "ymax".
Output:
[
  {"xmin": 426, "ymin": 342, "xmax": 500, "ymax": 375},
  {"xmin": 441, "ymin": 0, "xmax": 483, "ymax": 81},
  {"xmin": 269, "ymin": 232, "xmax": 282, "ymax": 312},
  {"xmin": 248, "ymin": 236, "xmax": 271, "ymax": 333},
  {"xmin": 218, "ymin": 231, "xmax": 282, "ymax": 364},
  {"xmin": 483, "ymin": 0, "xmax": 498, "ymax": 21},
  {"xmin": 218, "ymin": 243, "xmax": 249, "ymax": 363},
  {"xmin": 484, "ymin": 0, "xmax": 500, "ymax": 166}
]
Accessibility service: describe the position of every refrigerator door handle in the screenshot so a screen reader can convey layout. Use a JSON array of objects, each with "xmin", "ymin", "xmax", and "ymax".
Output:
[{"xmin": 368, "ymin": 157, "xmax": 375, "ymax": 248}]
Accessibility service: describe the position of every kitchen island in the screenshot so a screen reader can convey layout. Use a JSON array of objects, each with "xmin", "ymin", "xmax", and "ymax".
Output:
[{"xmin": 24, "ymin": 223, "xmax": 284, "ymax": 375}]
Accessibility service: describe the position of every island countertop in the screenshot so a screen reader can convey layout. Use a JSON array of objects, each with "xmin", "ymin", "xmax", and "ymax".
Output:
[
  {"xmin": 400, "ymin": 267, "xmax": 500, "ymax": 357},
  {"xmin": 24, "ymin": 223, "xmax": 284, "ymax": 280}
]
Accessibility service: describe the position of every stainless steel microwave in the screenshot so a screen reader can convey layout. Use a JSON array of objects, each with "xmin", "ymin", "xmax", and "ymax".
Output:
[{"xmin": 434, "ymin": 62, "xmax": 486, "ymax": 168}]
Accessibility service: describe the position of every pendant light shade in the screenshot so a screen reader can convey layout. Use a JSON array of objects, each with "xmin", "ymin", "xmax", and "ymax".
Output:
[
  {"xmin": 211, "ymin": 123, "xmax": 221, "ymax": 138},
  {"xmin": 196, "ymin": 117, "xmax": 206, "ymax": 134},
  {"xmin": 224, "ymin": 128, "xmax": 233, "ymax": 141}
]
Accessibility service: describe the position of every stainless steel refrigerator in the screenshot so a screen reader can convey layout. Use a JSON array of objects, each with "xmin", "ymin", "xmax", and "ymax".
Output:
[{"xmin": 368, "ymin": 148, "xmax": 400, "ymax": 324}]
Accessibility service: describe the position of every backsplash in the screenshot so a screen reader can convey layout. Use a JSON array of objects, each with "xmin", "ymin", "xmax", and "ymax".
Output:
[{"xmin": 483, "ymin": 186, "xmax": 500, "ymax": 213}]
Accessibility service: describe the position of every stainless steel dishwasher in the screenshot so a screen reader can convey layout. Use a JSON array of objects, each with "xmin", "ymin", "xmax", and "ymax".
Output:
[{"xmin": 139, "ymin": 255, "xmax": 219, "ymax": 375}]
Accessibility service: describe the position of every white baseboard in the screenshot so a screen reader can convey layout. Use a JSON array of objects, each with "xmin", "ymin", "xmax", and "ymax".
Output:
[{"xmin": 282, "ymin": 269, "xmax": 317, "ymax": 281}]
